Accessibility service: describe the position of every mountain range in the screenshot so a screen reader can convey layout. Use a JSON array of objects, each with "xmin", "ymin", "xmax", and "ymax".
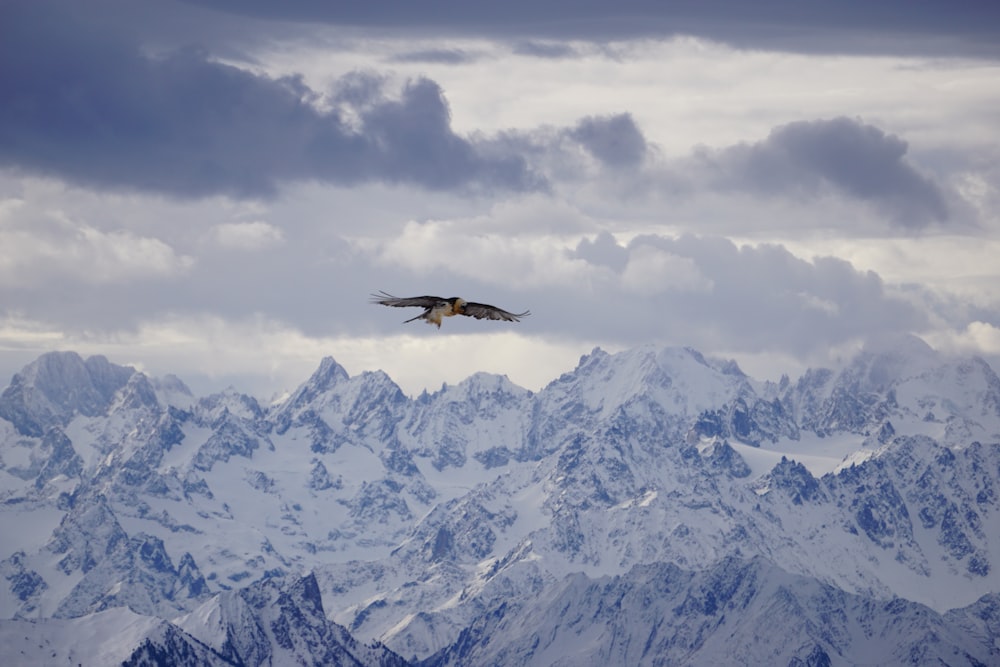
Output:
[{"xmin": 1, "ymin": 337, "xmax": 999, "ymax": 665}]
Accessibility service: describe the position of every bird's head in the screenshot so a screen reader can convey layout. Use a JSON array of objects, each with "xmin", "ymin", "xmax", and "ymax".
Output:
[{"xmin": 450, "ymin": 297, "xmax": 467, "ymax": 313}]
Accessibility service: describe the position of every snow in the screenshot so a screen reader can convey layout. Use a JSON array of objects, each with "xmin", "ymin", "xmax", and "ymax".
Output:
[
  {"xmin": 0, "ymin": 468, "xmax": 29, "ymax": 497},
  {"xmin": 0, "ymin": 441, "xmax": 33, "ymax": 473},
  {"xmin": 493, "ymin": 473, "xmax": 551, "ymax": 554},
  {"xmin": 3, "ymin": 343, "xmax": 1000, "ymax": 664},
  {"xmin": 0, "ymin": 506, "xmax": 63, "ymax": 562},
  {"xmin": 613, "ymin": 489, "xmax": 657, "ymax": 510},
  {"xmin": 569, "ymin": 346, "xmax": 739, "ymax": 420},
  {"xmin": 62, "ymin": 416, "xmax": 106, "ymax": 470},
  {"xmin": 0, "ymin": 607, "xmax": 161, "ymax": 666},
  {"xmin": 173, "ymin": 596, "xmax": 228, "ymax": 650},
  {"xmin": 159, "ymin": 423, "xmax": 213, "ymax": 470},
  {"xmin": 732, "ymin": 431, "xmax": 868, "ymax": 478},
  {"xmin": 834, "ymin": 448, "xmax": 880, "ymax": 473}
]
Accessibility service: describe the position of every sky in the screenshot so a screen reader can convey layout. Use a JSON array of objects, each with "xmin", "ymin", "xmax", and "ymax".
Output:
[{"xmin": 1, "ymin": 0, "xmax": 999, "ymax": 398}]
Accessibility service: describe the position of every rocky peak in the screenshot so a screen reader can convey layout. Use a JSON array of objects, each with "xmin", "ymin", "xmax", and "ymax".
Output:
[
  {"xmin": 269, "ymin": 357, "xmax": 353, "ymax": 433},
  {"xmin": 289, "ymin": 357, "xmax": 350, "ymax": 405},
  {"xmin": 152, "ymin": 374, "xmax": 194, "ymax": 409},
  {"xmin": 842, "ymin": 334, "xmax": 939, "ymax": 395},
  {"xmin": 196, "ymin": 390, "xmax": 264, "ymax": 426},
  {"xmin": 176, "ymin": 573, "xmax": 408, "ymax": 667},
  {"xmin": 112, "ymin": 373, "xmax": 162, "ymax": 413},
  {"xmin": 0, "ymin": 351, "xmax": 135, "ymax": 436}
]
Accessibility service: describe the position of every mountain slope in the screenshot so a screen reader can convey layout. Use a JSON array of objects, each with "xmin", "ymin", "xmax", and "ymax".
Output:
[
  {"xmin": 1, "ymin": 342, "xmax": 999, "ymax": 664},
  {"xmin": 421, "ymin": 557, "xmax": 998, "ymax": 667}
]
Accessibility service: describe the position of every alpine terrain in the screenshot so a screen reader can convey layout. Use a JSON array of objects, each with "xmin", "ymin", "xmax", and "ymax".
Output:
[{"xmin": 2, "ymin": 338, "xmax": 999, "ymax": 665}]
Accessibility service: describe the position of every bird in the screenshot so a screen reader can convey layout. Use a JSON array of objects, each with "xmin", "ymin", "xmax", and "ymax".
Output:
[{"xmin": 370, "ymin": 291, "xmax": 530, "ymax": 328}]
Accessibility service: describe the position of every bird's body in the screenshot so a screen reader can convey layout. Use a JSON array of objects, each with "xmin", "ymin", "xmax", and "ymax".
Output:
[{"xmin": 371, "ymin": 291, "xmax": 529, "ymax": 328}]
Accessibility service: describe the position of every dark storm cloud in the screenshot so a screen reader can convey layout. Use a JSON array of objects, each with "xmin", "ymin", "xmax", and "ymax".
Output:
[
  {"xmin": 570, "ymin": 114, "xmax": 648, "ymax": 168},
  {"xmin": 388, "ymin": 48, "xmax": 480, "ymax": 65},
  {"xmin": 512, "ymin": 41, "xmax": 581, "ymax": 59},
  {"xmin": 688, "ymin": 117, "xmax": 951, "ymax": 228},
  {"xmin": 0, "ymin": 2, "xmax": 542, "ymax": 198},
  {"xmin": 180, "ymin": 0, "xmax": 1000, "ymax": 58},
  {"xmin": 352, "ymin": 77, "xmax": 543, "ymax": 191},
  {"xmin": 475, "ymin": 113, "xmax": 650, "ymax": 179}
]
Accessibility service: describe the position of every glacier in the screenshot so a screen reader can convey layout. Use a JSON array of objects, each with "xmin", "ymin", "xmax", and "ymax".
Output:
[{"xmin": 1, "ymin": 340, "xmax": 999, "ymax": 665}]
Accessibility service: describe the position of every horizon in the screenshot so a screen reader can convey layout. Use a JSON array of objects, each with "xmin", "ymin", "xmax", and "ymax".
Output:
[
  {"xmin": 2, "ymin": 0, "xmax": 999, "ymax": 404},
  {"xmin": 2, "ymin": 332, "xmax": 992, "ymax": 403}
]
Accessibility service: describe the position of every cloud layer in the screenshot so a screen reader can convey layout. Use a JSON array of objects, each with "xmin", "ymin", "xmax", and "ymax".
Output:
[
  {"xmin": 1, "ymin": 0, "xmax": 998, "ymax": 396},
  {"xmin": 682, "ymin": 118, "xmax": 951, "ymax": 228},
  {"xmin": 178, "ymin": 0, "xmax": 1000, "ymax": 56},
  {"xmin": 0, "ymin": 4, "xmax": 541, "ymax": 197}
]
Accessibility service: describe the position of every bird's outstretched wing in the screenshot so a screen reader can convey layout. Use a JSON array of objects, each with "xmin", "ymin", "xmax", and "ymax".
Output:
[
  {"xmin": 370, "ymin": 291, "xmax": 444, "ymax": 308},
  {"xmin": 462, "ymin": 302, "xmax": 531, "ymax": 322}
]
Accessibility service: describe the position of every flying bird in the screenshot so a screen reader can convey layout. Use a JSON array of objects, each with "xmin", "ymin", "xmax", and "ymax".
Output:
[{"xmin": 371, "ymin": 291, "xmax": 530, "ymax": 328}]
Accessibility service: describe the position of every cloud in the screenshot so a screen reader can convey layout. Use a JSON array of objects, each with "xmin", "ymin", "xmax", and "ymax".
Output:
[
  {"xmin": 569, "ymin": 114, "xmax": 648, "ymax": 168},
  {"xmin": 0, "ymin": 314, "xmax": 67, "ymax": 349},
  {"xmin": 0, "ymin": 199, "xmax": 193, "ymax": 287},
  {"xmin": 470, "ymin": 115, "xmax": 961, "ymax": 235},
  {"xmin": 922, "ymin": 321, "xmax": 1000, "ymax": 375},
  {"xmin": 950, "ymin": 321, "xmax": 1000, "ymax": 355},
  {"xmin": 355, "ymin": 78, "xmax": 542, "ymax": 191},
  {"xmin": 0, "ymin": 172, "xmax": 935, "ymax": 365},
  {"xmin": 512, "ymin": 41, "xmax": 580, "ymax": 59},
  {"xmin": 572, "ymin": 231, "xmax": 628, "ymax": 272},
  {"xmin": 544, "ymin": 233, "xmax": 930, "ymax": 355},
  {"xmin": 0, "ymin": 3, "xmax": 970, "ymax": 230},
  {"xmin": 175, "ymin": 0, "xmax": 1000, "ymax": 58},
  {"xmin": 681, "ymin": 117, "xmax": 951, "ymax": 228},
  {"xmin": 468, "ymin": 113, "xmax": 650, "ymax": 186},
  {"xmin": 388, "ymin": 48, "xmax": 481, "ymax": 65},
  {"xmin": 2, "ymin": 0, "xmax": 997, "ymax": 401},
  {"xmin": 361, "ymin": 219, "xmax": 929, "ymax": 358},
  {"xmin": 208, "ymin": 221, "xmax": 285, "ymax": 251},
  {"xmin": 370, "ymin": 219, "xmax": 590, "ymax": 289},
  {"xmin": 0, "ymin": 312, "xmax": 581, "ymax": 398},
  {"xmin": 620, "ymin": 245, "xmax": 712, "ymax": 293},
  {"xmin": 0, "ymin": 189, "xmax": 962, "ymax": 396},
  {"xmin": 0, "ymin": 3, "xmax": 544, "ymax": 198}
]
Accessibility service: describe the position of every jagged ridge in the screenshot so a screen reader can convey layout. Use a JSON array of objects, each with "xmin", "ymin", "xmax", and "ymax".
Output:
[{"xmin": 1, "ymin": 341, "xmax": 999, "ymax": 664}]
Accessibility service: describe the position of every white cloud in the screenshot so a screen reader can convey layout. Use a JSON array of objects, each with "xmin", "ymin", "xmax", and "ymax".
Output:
[
  {"xmin": 962, "ymin": 321, "xmax": 1000, "ymax": 355},
  {"xmin": 924, "ymin": 321, "xmax": 1000, "ymax": 357},
  {"xmin": 0, "ymin": 199, "xmax": 193, "ymax": 286},
  {"xmin": 0, "ymin": 313, "xmax": 66, "ymax": 349},
  {"xmin": 795, "ymin": 291, "xmax": 840, "ymax": 315},
  {"xmin": 620, "ymin": 245, "xmax": 712, "ymax": 293},
  {"xmin": 0, "ymin": 312, "xmax": 589, "ymax": 398},
  {"xmin": 783, "ymin": 235, "xmax": 1000, "ymax": 311},
  {"xmin": 208, "ymin": 221, "xmax": 285, "ymax": 251},
  {"xmin": 367, "ymin": 217, "xmax": 597, "ymax": 289}
]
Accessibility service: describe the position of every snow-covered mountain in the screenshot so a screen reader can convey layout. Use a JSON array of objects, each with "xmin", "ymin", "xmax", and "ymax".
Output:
[
  {"xmin": 422, "ymin": 556, "xmax": 1000, "ymax": 667},
  {"xmin": 1, "ymin": 339, "xmax": 999, "ymax": 665},
  {"xmin": 0, "ymin": 572, "xmax": 406, "ymax": 666}
]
